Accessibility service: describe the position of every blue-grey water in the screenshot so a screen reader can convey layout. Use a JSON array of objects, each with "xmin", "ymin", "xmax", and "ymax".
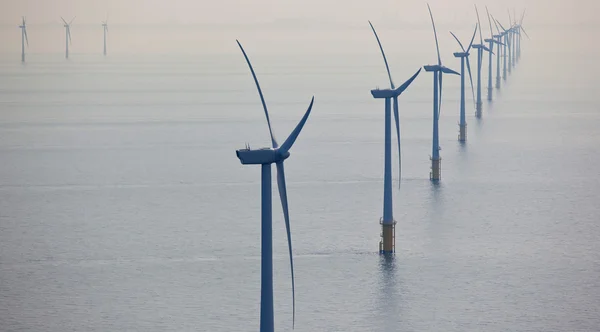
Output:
[{"xmin": 1, "ymin": 27, "xmax": 599, "ymax": 331}]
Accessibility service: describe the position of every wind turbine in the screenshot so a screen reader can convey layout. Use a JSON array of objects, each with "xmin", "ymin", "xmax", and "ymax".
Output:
[
  {"xmin": 507, "ymin": 10, "xmax": 513, "ymax": 74},
  {"xmin": 424, "ymin": 4, "xmax": 459, "ymax": 181},
  {"xmin": 491, "ymin": 14, "xmax": 505, "ymax": 89},
  {"xmin": 18, "ymin": 17, "xmax": 29, "ymax": 63},
  {"xmin": 368, "ymin": 21, "xmax": 421, "ymax": 254},
  {"xmin": 495, "ymin": 18, "xmax": 510, "ymax": 81},
  {"xmin": 484, "ymin": 7, "xmax": 504, "ymax": 101},
  {"xmin": 516, "ymin": 10, "xmax": 530, "ymax": 62},
  {"xmin": 61, "ymin": 17, "xmax": 75, "ymax": 59},
  {"xmin": 102, "ymin": 15, "xmax": 108, "ymax": 56},
  {"xmin": 449, "ymin": 24, "xmax": 477, "ymax": 142},
  {"xmin": 471, "ymin": 5, "xmax": 492, "ymax": 118},
  {"xmin": 235, "ymin": 40, "xmax": 314, "ymax": 332}
]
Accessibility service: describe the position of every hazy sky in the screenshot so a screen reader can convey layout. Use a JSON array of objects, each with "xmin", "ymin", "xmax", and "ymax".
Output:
[{"xmin": 0, "ymin": 0, "xmax": 598, "ymax": 54}]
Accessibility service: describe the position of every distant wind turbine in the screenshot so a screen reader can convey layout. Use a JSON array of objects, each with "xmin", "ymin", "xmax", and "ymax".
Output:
[
  {"xmin": 61, "ymin": 17, "xmax": 75, "ymax": 59},
  {"xmin": 19, "ymin": 17, "xmax": 29, "ymax": 63},
  {"xmin": 235, "ymin": 40, "xmax": 314, "ymax": 332},
  {"xmin": 484, "ymin": 7, "xmax": 504, "ymax": 101},
  {"xmin": 516, "ymin": 10, "xmax": 530, "ymax": 62},
  {"xmin": 424, "ymin": 4, "xmax": 459, "ymax": 181},
  {"xmin": 490, "ymin": 14, "xmax": 505, "ymax": 89},
  {"xmin": 471, "ymin": 5, "xmax": 492, "ymax": 118},
  {"xmin": 495, "ymin": 18, "xmax": 510, "ymax": 81},
  {"xmin": 450, "ymin": 24, "xmax": 477, "ymax": 142},
  {"xmin": 507, "ymin": 10, "xmax": 513, "ymax": 74},
  {"xmin": 368, "ymin": 21, "xmax": 421, "ymax": 254},
  {"xmin": 102, "ymin": 15, "xmax": 108, "ymax": 56}
]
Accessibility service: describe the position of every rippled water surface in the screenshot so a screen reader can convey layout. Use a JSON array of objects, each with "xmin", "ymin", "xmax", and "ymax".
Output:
[{"xmin": 1, "ymin": 26, "xmax": 599, "ymax": 331}]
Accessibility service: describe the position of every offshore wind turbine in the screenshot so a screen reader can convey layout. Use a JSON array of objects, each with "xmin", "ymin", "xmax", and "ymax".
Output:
[
  {"xmin": 484, "ymin": 7, "xmax": 504, "ymax": 101},
  {"xmin": 495, "ymin": 18, "xmax": 510, "ymax": 81},
  {"xmin": 102, "ymin": 16, "xmax": 108, "ymax": 56},
  {"xmin": 368, "ymin": 21, "xmax": 421, "ymax": 254},
  {"xmin": 515, "ymin": 10, "xmax": 530, "ymax": 62},
  {"xmin": 424, "ymin": 4, "xmax": 459, "ymax": 181},
  {"xmin": 18, "ymin": 17, "xmax": 29, "ymax": 63},
  {"xmin": 450, "ymin": 24, "xmax": 477, "ymax": 142},
  {"xmin": 507, "ymin": 11, "xmax": 513, "ymax": 74},
  {"xmin": 491, "ymin": 14, "xmax": 505, "ymax": 89},
  {"xmin": 235, "ymin": 40, "xmax": 314, "ymax": 332},
  {"xmin": 61, "ymin": 17, "xmax": 75, "ymax": 59},
  {"xmin": 471, "ymin": 5, "xmax": 492, "ymax": 118}
]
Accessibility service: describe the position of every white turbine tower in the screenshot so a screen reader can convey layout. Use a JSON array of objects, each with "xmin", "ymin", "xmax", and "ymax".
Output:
[
  {"xmin": 102, "ymin": 16, "xmax": 108, "ymax": 56},
  {"xmin": 19, "ymin": 17, "xmax": 29, "ymax": 63},
  {"xmin": 61, "ymin": 17, "xmax": 75, "ymax": 59}
]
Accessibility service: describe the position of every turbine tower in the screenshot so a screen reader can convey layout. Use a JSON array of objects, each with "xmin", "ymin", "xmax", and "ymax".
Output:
[
  {"xmin": 471, "ymin": 5, "xmax": 492, "ymax": 118},
  {"xmin": 19, "ymin": 17, "xmax": 29, "ymax": 63},
  {"xmin": 102, "ymin": 16, "xmax": 108, "ymax": 56},
  {"xmin": 61, "ymin": 17, "xmax": 75, "ymax": 59},
  {"xmin": 235, "ymin": 40, "xmax": 314, "ymax": 332},
  {"xmin": 484, "ymin": 7, "xmax": 503, "ymax": 101},
  {"xmin": 368, "ymin": 21, "xmax": 421, "ymax": 254},
  {"xmin": 424, "ymin": 4, "xmax": 459, "ymax": 181},
  {"xmin": 450, "ymin": 25, "xmax": 477, "ymax": 142}
]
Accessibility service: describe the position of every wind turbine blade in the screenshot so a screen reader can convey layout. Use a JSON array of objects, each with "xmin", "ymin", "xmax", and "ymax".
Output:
[
  {"xmin": 441, "ymin": 67, "xmax": 460, "ymax": 75},
  {"xmin": 24, "ymin": 28, "xmax": 29, "ymax": 46},
  {"xmin": 279, "ymin": 97, "xmax": 314, "ymax": 154},
  {"xmin": 68, "ymin": 28, "xmax": 72, "ymax": 44},
  {"xmin": 449, "ymin": 31, "xmax": 466, "ymax": 52},
  {"xmin": 486, "ymin": 6, "xmax": 494, "ymax": 39},
  {"xmin": 427, "ymin": 4, "xmax": 442, "ymax": 66},
  {"xmin": 236, "ymin": 40, "xmax": 278, "ymax": 148},
  {"xmin": 520, "ymin": 9, "xmax": 527, "ymax": 25},
  {"xmin": 394, "ymin": 68, "xmax": 421, "ymax": 95},
  {"xmin": 465, "ymin": 57, "xmax": 475, "ymax": 109},
  {"xmin": 368, "ymin": 21, "xmax": 394, "ymax": 89},
  {"xmin": 521, "ymin": 26, "xmax": 530, "ymax": 39},
  {"xmin": 475, "ymin": 5, "xmax": 483, "ymax": 44},
  {"xmin": 491, "ymin": 14, "xmax": 501, "ymax": 35},
  {"xmin": 275, "ymin": 161, "xmax": 296, "ymax": 329},
  {"xmin": 496, "ymin": 18, "xmax": 507, "ymax": 32},
  {"xmin": 392, "ymin": 97, "xmax": 401, "ymax": 183},
  {"xmin": 482, "ymin": 45, "xmax": 493, "ymax": 54},
  {"xmin": 438, "ymin": 73, "xmax": 443, "ymax": 118},
  {"xmin": 69, "ymin": 16, "xmax": 76, "ymax": 25},
  {"xmin": 61, "ymin": 17, "xmax": 68, "ymax": 25},
  {"xmin": 508, "ymin": 10, "xmax": 512, "ymax": 28},
  {"xmin": 466, "ymin": 23, "xmax": 478, "ymax": 53}
]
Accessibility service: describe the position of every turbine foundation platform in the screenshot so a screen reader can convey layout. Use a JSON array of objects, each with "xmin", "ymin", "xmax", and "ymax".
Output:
[
  {"xmin": 430, "ymin": 157, "xmax": 441, "ymax": 181},
  {"xmin": 379, "ymin": 219, "xmax": 396, "ymax": 254},
  {"xmin": 458, "ymin": 123, "xmax": 467, "ymax": 142}
]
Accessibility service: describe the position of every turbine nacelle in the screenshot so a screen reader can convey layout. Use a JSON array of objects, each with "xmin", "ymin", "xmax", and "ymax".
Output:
[
  {"xmin": 370, "ymin": 88, "xmax": 402, "ymax": 99},
  {"xmin": 424, "ymin": 65, "xmax": 459, "ymax": 76},
  {"xmin": 472, "ymin": 44, "xmax": 492, "ymax": 53},
  {"xmin": 236, "ymin": 148, "xmax": 290, "ymax": 165},
  {"xmin": 453, "ymin": 52, "xmax": 470, "ymax": 58}
]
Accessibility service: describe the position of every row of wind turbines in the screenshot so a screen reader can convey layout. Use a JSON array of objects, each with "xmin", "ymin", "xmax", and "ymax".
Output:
[
  {"xmin": 17, "ymin": 16, "xmax": 109, "ymax": 61},
  {"xmin": 234, "ymin": 4, "xmax": 529, "ymax": 332}
]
